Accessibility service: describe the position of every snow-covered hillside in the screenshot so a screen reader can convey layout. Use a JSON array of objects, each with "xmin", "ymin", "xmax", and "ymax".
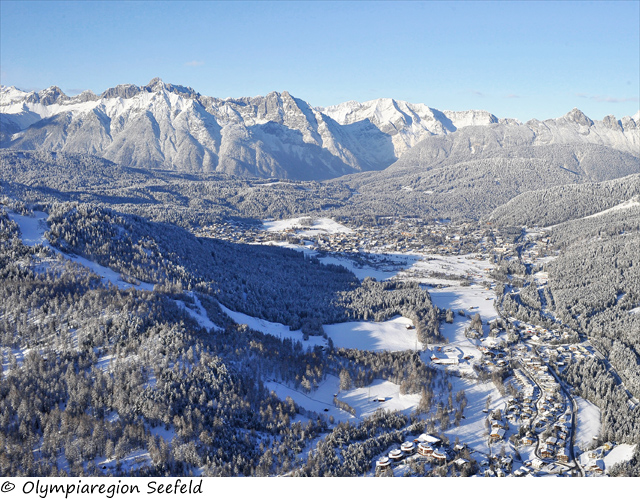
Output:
[
  {"xmin": 319, "ymin": 98, "xmax": 500, "ymax": 158},
  {"xmin": 2, "ymin": 79, "xmax": 637, "ymax": 180}
]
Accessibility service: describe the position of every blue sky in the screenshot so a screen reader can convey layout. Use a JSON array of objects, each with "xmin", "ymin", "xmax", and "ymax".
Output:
[{"xmin": 1, "ymin": 0, "xmax": 638, "ymax": 121}]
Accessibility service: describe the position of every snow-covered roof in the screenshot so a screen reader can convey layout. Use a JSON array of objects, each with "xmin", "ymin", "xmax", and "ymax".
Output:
[{"xmin": 418, "ymin": 433, "xmax": 441, "ymax": 443}]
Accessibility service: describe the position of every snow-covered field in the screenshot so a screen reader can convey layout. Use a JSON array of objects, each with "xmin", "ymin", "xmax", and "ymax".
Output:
[
  {"xmin": 265, "ymin": 376, "xmax": 354, "ymax": 423},
  {"xmin": 324, "ymin": 316, "xmax": 421, "ymax": 352},
  {"xmin": 574, "ymin": 396, "xmax": 601, "ymax": 450},
  {"xmin": 219, "ymin": 305, "xmax": 423, "ymax": 353},
  {"xmin": 318, "ymin": 254, "xmax": 408, "ymax": 281},
  {"xmin": 7, "ymin": 211, "xmax": 50, "ymax": 245},
  {"xmin": 603, "ymin": 444, "xmax": 636, "ymax": 469},
  {"xmin": 218, "ymin": 304, "xmax": 327, "ymax": 349},
  {"xmin": 415, "ymin": 285, "xmax": 500, "ymax": 376},
  {"xmin": 579, "ymin": 443, "xmax": 637, "ymax": 474},
  {"xmin": 8, "ymin": 211, "xmax": 154, "ymax": 292},
  {"xmin": 444, "ymin": 378, "xmax": 507, "ymax": 455},
  {"xmin": 264, "ymin": 241, "xmax": 414, "ymax": 281},
  {"xmin": 398, "ymin": 253, "xmax": 498, "ymax": 324},
  {"xmin": 399, "ymin": 254, "xmax": 494, "ymax": 283},
  {"xmin": 265, "ymin": 375, "xmax": 421, "ymax": 423},
  {"xmin": 263, "ymin": 217, "xmax": 353, "ymax": 235},
  {"xmin": 429, "ymin": 287, "xmax": 499, "ymax": 324}
]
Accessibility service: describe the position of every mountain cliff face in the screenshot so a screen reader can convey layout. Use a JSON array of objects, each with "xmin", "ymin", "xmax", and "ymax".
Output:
[{"xmin": 1, "ymin": 78, "xmax": 638, "ymax": 180}]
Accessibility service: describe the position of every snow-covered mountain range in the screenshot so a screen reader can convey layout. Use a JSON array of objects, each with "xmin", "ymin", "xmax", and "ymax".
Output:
[{"xmin": 1, "ymin": 78, "xmax": 638, "ymax": 180}]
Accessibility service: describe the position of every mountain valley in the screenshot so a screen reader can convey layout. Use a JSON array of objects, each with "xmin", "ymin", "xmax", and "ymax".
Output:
[{"xmin": 1, "ymin": 80, "xmax": 639, "ymax": 478}]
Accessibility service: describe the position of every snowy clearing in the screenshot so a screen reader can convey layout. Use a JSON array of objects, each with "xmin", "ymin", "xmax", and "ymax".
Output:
[
  {"xmin": 603, "ymin": 443, "xmax": 636, "ymax": 469},
  {"xmin": 324, "ymin": 316, "xmax": 420, "ymax": 352},
  {"xmin": 8, "ymin": 210, "xmax": 154, "ymax": 292},
  {"xmin": 584, "ymin": 196, "xmax": 640, "ymax": 219},
  {"xmin": 266, "ymin": 376, "xmax": 421, "ymax": 423},
  {"xmin": 319, "ymin": 252, "xmax": 419, "ymax": 281},
  {"xmin": 443, "ymin": 378, "xmax": 506, "ymax": 455},
  {"xmin": 7, "ymin": 211, "xmax": 50, "ymax": 245},
  {"xmin": 218, "ymin": 304, "xmax": 327, "ymax": 349},
  {"xmin": 175, "ymin": 294, "xmax": 221, "ymax": 332},
  {"xmin": 574, "ymin": 396, "xmax": 601, "ymax": 450},
  {"xmin": 265, "ymin": 377, "xmax": 356, "ymax": 423},
  {"xmin": 263, "ymin": 217, "xmax": 353, "ymax": 235},
  {"xmin": 399, "ymin": 254, "xmax": 494, "ymax": 283},
  {"xmin": 428, "ymin": 287, "xmax": 499, "ymax": 323}
]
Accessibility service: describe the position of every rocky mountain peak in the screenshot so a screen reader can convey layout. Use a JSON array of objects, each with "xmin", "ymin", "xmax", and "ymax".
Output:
[
  {"xmin": 25, "ymin": 86, "xmax": 68, "ymax": 105},
  {"xmin": 563, "ymin": 108, "xmax": 594, "ymax": 127},
  {"xmin": 100, "ymin": 83, "xmax": 142, "ymax": 100}
]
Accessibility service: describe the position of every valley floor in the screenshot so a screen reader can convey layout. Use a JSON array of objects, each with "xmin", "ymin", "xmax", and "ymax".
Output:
[{"xmin": 3, "ymin": 210, "xmax": 637, "ymax": 477}]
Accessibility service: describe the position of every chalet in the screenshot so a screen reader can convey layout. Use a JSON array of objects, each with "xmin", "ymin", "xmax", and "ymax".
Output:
[
  {"xmin": 540, "ymin": 444, "xmax": 554, "ymax": 459},
  {"xmin": 376, "ymin": 456, "xmax": 391, "ymax": 469},
  {"xmin": 388, "ymin": 449, "xmax": 404, "ymax": 462},
  {"xmin": 588, "ymin": 460, "xmax": 605, "ymax": 473},
  {"xmin": 545, "ymin": 436, "xmax": 558, "ymax": 446},
  {"xmin": 490, "ymin": 419, "xmax": 505, "ymax": 429},
  {"xmin": 490, "ymin": 428, "xmax": 505, "ymax": 441},
  {"xmin": 454, "ymin": 458, "xmax": 469, "ymax": 467},
  {"xmin": 588, "ymin": 448, "xmax": 604, "ymax": 460},
  {"xmin": 557, "ymin": 449, "xmax": 570, "ymax": 463},
  {"xmin": 501, "ymin": 456, "xmax": 513, "ymax": 471},
  {"xmin": 531, "ymin": 458, "xmax": 545, "ymax": 470}
]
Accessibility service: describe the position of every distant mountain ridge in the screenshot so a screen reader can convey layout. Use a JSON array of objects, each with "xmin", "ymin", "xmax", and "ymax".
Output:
[{"xmin": 1, "ymin": 78, "xmax": 638, "ymax": 180}]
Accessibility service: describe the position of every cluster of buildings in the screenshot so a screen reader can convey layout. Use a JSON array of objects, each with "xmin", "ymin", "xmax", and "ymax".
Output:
[
  {"xmin": 521, "ymin": 325, "xmax": 580, "ymax": 346},
  {"xmin": 582, "ymin": 443, "xmax": 618, "ymax": 474},
  {"xmin": 375, "ymin": 434, "xmax": 459, "ymax": 471},
  {"xmin": 477, "ymin": 455, "xmax": 515, "ymax": 477},
  {"xmin": 194, "ymin": 217, "xmax": 517, "ymax": 261},
  {"xmin": 538, "ymin": 343, "xmax": 595, "ymax": 370}
]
